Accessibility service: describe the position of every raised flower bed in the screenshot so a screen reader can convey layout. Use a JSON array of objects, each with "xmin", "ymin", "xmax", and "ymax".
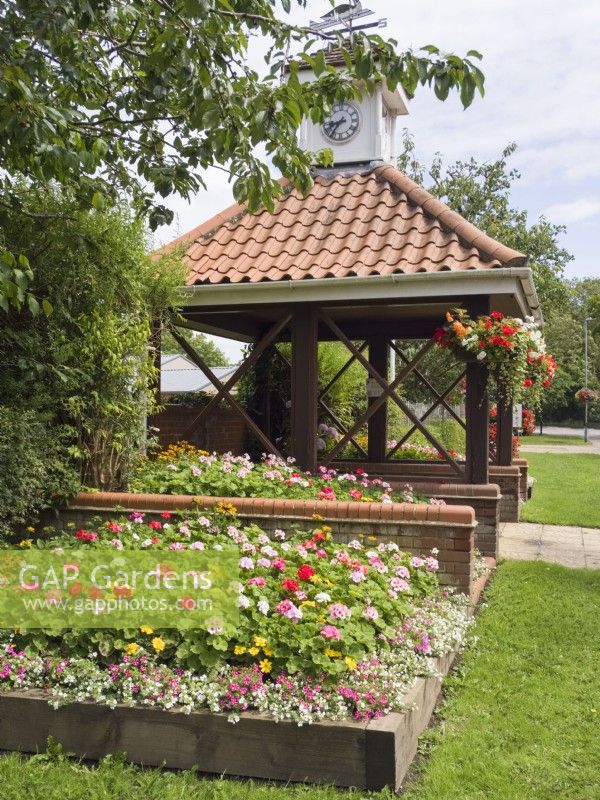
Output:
[{"xmin": 0, "ymin": 511, "xmax": 491, "ymax": 790}]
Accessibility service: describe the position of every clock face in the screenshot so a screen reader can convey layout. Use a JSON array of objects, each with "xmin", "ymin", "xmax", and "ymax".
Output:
[{"xmin": 321, "ymin": 102, "xmax": 361, "ymax": 143}]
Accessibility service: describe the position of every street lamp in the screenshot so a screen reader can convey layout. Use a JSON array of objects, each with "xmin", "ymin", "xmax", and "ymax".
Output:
[{"xmin": 584, "ymin": 316, "xmax": 593, "ymax": 443}]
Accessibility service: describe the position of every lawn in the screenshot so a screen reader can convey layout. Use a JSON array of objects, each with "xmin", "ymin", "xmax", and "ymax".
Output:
[
  {"xmin": 403, "ymin": 561, "xmax": 600, "ymax": 799},
  {"xmin": 1, "ymin": 563, "xmax": 598, "ymax": 800},
  {"xmin": 521, "ymin": 451, "xmax": 600, "ymax": 527},
  {"xmin": 521, "ymin": 433, "xmax": 589, "ymax": 446}
]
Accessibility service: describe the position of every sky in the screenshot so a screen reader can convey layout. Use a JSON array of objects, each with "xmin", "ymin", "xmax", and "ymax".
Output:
[{"xmin": 154, "ymin": 0, "xmax": 600, "ymax": 359}]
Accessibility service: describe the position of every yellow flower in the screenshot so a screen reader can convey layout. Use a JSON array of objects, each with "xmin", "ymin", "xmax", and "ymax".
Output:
[
  {"xmin": 324, "ymin": 648, "xmax": 342, "ymax": 658},
  {"xmin": 345, "ymin": 656, "xmax": 357, "ymax": 671},
  {"xmin": 259, "ymin": 659, "xmax": 272, "ymax": 674},
  {"xmin": 300, "ymin": 600, "xmax": 316, "ymax": 608},
  {"xmin": 151, "ymin": 637, "xmax": 166, "ymax": 652},
  {"xmin": 26, "ymin": 526, "xmax": 35, "ymax": 533},
  {"xmin": 18, "ymin": 539, "xmax": 32, "ymax": 549},
  {"xmin": 321, "ymin": 526, "xmax": 332, "ymax": 533},
  {"xmin": 312, "ymin": 514, "xmax": 324, "ymax": 521},
  {"xmin": 262, "ymin": 646, "xmax": 274, "ymax": 657},
  {"xmin": 125, "ymin": 643, "xmax": 139, "ymax": 655},
  {"xmin": 248, "ymin": 646, "xmax": 260, "ymax": 656},
  {"xmin": 253, "ymin": 636, "xmax": 268, "ymax": 648},
  {"xmin": 140, "ymin": 625, "xmax": 154, "ymax": 635},
  {"xmin": 308, "ymin": 574, "xmax": 322, "ymax": 583},
  {"xmin": 367, "ymin": 536, "xmax": 377, "ymax": 542},
  {"xmin": 233, "ymin": 645, "xmax": 246, "ymax": 655},
  {"xmin": 215, "ymin": 501, "xmax": 237, "ymax": 515}
]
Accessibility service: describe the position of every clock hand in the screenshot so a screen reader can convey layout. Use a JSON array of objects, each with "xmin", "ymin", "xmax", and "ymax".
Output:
[{"xmin": 324, "ymin": 116, "xmax": 346, "ymax": 134}]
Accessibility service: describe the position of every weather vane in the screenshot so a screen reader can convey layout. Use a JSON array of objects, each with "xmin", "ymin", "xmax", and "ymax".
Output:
[{"xmin": 309, "ymin": 1, "xmax": 387, "ymax": 37}]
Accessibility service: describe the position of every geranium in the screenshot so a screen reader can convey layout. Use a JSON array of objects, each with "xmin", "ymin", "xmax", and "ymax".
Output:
[
  {"xmin": 75, "ymin": 529, "xmax": 97, "ymax": 542},
  {"xmin": 320, "ymin": 625, "xmax": 341, "ymax": 641},
  {"xmin": 435, "ymin": 308, "xmax": 555, "ymax": 406},
  {"xmin": 297, "ymin": 564, "xmax": 315, "ymax": 581},
  {"xmin": 281, "ymin": 578, "xmax": 299, "ymax": 592}
]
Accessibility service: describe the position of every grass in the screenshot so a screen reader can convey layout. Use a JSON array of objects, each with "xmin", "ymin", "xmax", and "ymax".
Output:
[
  {"xmin": 521, "ymin": 451, "xmax": 600, "ymax": 527},
  {"xmin": 1, "ymin": 563, "xmax": 598, "ymax": 800},
  {"xmin": 403, "ymin": 561, "xmax": 600, "ymax": 799},
  {"xmin": 521, "ymin": 433, "xmax": 590, "ymax": 446}
]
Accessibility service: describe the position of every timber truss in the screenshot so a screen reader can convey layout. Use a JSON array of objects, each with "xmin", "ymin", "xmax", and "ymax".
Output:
[{"xmin": 169, "ymin": 310, "xmax": 468, "ymax": 476}]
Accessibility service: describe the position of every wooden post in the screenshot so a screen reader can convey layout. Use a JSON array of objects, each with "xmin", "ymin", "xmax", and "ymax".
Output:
[
  {"xmin": 496, "ymin": 396, "xmax": 513, "ymax": 466},
  {"xmin": 291, "ymin": 307, "xmax": 318, "ymax": 472},
  {"xmin": 465, "ymin": 296, "xmax": 490, "ymax": 484},
  {"xmin": 367, "ymin": 337, "xmax": 389, "ymax": 462}
]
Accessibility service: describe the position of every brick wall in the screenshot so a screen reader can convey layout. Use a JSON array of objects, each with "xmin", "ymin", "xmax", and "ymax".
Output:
[
  {"xmin": 513, "ymin": 458, "xmax": 529, "ymax": 500},
  {"xmin": 490, "ymin": 467, "xmax": 522, "ymax": 522},
  {"xmin": 42, "ymin": 492, "xmax": 477, "ymax": 594},
  {"xmin": 152, "ymin": 405, "xmax": 247, "ymax": 454},
  {"xmin": 388, "ymin": 482, "xmax": 501, "ymax": 559}
]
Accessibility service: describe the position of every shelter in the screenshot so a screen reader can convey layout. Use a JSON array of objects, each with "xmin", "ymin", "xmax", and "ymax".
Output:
[
  {"xmin": 156, "ymin": 165, "xmax": 539, "ymax": 484},
  {"xmin": 155, "ymin": 48, "xmax": 540, "ymax": 485}
]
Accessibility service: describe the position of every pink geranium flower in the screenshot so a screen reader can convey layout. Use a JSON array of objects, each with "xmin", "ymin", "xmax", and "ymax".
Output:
[{"xmin": 320, "ymin": 625, "xmax": 341, "ymax": 641}]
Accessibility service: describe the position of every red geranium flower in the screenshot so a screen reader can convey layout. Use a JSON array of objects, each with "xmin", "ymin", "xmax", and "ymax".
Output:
[
  {"xmin": 75, "ymin": 529, "xmax": 97, "ymax": 542},
  {"xmin": 297, "ymin": 564, "xmax": 315, "ymax": 581},
  {"xmin": 149, "ymin": 520, "xmax": 162, "ymax": 530},
  {"xmin": 281, "ymin": 578, "xmax": 299, "ymax": 592},
  {"xmin": 312, "ymin": 531, "xmax": 326, "ymax": 542},
  {"xmin": 160, "ymin": 512, "xmax": 172, "ymax": 519},
  {"xmin": 523, "ymin": 378, "xmax": 533, "ymax": 388},
  {"xmin": 491, "ymin": 311, "xmax": 504, "ymax": 320}
]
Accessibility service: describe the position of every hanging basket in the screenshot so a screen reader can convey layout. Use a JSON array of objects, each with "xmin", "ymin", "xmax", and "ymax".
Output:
[{"xmin": 575, "ymin": 388, "xmax": 599, "ymax": 404}]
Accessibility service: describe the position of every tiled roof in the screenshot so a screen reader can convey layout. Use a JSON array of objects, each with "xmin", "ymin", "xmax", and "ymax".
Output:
[{"xmin": 160, "ymin": 166, "xmax": 526, "ymax": 286}]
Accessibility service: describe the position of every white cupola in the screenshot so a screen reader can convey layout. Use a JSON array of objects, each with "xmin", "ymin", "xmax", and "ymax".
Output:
[{"xmin": 297, "ymin": 71, "xmax": 409, "ymax": 165}]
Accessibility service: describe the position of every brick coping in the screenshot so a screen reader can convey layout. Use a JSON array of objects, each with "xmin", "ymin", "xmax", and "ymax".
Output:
[{"xmin": 71, "ymin": 491, "xmax": 475, "ymax": 526}]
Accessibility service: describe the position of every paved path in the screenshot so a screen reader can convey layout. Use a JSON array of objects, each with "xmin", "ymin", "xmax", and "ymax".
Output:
[
  {"xmin": 519, "ymin": 443, "xmax": 600, "ymax": 454},
  {"xmin": 500, "ymin": 522, "xmax": 600, "ymax": 568}
]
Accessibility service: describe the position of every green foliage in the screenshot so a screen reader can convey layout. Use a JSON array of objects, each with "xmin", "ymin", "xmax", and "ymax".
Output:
[
  {"xmin": 0, "ymin": 1, "xmax": 485, "ymax": 311},
  {"xmin": 162, "ymin": 327, "xmax": 230, "ymax": 366},
  {"xmin": 0, "ymin": 183, "xmax": 183, "ymax": 490},
  {"xmin": 0, "ymin": 407, "xmax": 79, "ymax": 536},
  {"xmin": 11, "ymin": 510, "xmax": 440, "ymax": 679}
]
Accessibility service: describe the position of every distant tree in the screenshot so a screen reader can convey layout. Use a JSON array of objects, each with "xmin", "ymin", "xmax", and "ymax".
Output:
[{"xmin": 162, "ymin": 327, "xmax": 231, "ymax": 366}]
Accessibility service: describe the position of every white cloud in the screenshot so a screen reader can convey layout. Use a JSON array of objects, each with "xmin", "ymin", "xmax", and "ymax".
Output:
[{"xmin": 542, "ymin": 197, "xmax": 600, "ymax": 225}]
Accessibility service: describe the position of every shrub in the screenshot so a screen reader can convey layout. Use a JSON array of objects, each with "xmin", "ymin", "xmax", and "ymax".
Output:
[{"xmin": 0, "ymin": 407, "xmax": 79, "ymax": 536}]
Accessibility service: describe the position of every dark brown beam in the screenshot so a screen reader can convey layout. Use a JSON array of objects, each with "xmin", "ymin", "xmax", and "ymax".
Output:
[
  {"xmin": 465, "ymin": 296, "xmax": 490, "ymax": 483},
  {"xmin": 387, "ymin": 369, "xmax": 466, "ymax": 458},
  {"xmin": 318, "ymin": 317, "xmax": 461, "ymax": 474},
  {"xmin": 172, "ymin": 314, "xmax": 291, "ymax": 446},
  {"xmin": 367, "ymin": 337, "xmax": 389, "ymax": 462},
  {"xmin": 291, "ymin": 308, "xmax": 319, "ymax": 472},
  {"xmin": 496, "ymin": 396, "xmax": 513, "ymax": 466},
  {"xmin": 170, "ymin": 326, "xmax": 283, "ymax": 457},
  {"xmin": 273, "ymin": 348, "xmax": 367, "ymax": 460}
]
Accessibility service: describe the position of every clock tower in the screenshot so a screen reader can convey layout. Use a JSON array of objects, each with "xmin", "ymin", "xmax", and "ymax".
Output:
[{"xmin": 295, "ymin": 4, "xmax": 409, "ymax": 166}]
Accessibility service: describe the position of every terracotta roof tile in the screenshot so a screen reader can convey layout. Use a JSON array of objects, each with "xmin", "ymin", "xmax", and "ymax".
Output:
[{"xmin": 161, "ymin": 167, "xmax": 526, "ymax": 285}]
